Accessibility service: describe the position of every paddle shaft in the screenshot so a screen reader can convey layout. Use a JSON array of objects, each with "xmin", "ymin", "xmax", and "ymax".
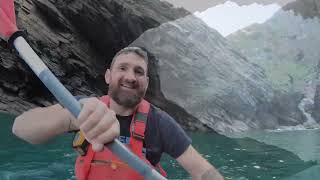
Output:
[{"xmin": 13, "ymin": 36, "xmax": 167, "ymax": 180}]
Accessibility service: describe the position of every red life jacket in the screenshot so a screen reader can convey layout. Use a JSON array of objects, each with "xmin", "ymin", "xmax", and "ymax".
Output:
[{"xmin": 74, "ymin": 95, "xmax": 167, "ymax": 180}]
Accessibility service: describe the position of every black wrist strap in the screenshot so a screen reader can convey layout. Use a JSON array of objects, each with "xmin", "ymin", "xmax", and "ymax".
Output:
[{"xmin": 8, "ymin": 30, "xmax": 26, "ymax": 50}]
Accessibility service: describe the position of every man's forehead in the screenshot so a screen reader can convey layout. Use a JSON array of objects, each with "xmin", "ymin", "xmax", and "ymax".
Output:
[{"xmin": 113, "ymin": 53, "xmax": 147, "ymax": 68}]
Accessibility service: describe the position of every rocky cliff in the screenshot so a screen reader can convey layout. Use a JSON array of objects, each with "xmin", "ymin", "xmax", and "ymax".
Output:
[
  {"xmin": 281, "ymin": 0, "xmax": 320, "ymax": 124},
  {"xmin": 228, "ymin": 0, "xmax": 320, "ymax": 129},
  {"xmin": 285, "ymin": 0, "xmax": 320, "ymax": 124},
  {"xmin": 283, "ymin": 0, "xmax": 320, "ymax": 19}
]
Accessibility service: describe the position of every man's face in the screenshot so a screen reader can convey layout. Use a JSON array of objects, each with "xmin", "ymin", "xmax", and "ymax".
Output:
[{"xmin": 105, "ymin": 53, "xmax": 149, "ymax": 108}]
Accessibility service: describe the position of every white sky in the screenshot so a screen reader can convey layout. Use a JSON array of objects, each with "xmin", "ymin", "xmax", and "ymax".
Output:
[{"xmin": 194, "ymin": 1, "xmax": 281, "ymax": 36}]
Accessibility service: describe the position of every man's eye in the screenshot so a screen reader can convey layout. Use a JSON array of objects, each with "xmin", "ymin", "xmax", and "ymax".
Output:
[
  {"xmin": 119, "ymin": 66, "xmax": 126, "ymax": 71},
  {"xmin": 135, "ymin": 70, "xmax": 145, "ymax": 76}
]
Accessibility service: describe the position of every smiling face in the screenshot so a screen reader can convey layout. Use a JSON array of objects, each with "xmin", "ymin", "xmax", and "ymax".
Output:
[{"xmin": 105, "ymin": 52, "xmax": 149, "ymax": 108}]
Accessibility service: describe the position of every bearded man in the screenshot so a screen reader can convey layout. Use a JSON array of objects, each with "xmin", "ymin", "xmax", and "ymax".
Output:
[{"xmin": 13, "ymin": 47, "xmax": 224, "ymax": 180}]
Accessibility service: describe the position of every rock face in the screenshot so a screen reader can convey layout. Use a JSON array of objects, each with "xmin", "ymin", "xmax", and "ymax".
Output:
[
  {"xmin": 228, "ymin": 10, "xmax": 320, "ymax": 92},
  {"xmin": 53, "ymin": 0, "xmax": 189, "ymax": 66},
  {"xmin": 227, "ymin": 0, "xmax": 320, "ymax": 128},
  {"xmin": 1, "ymin": 0, "xmax": 318, "ymax": 133},
  {"xmin": 312, "ymin": 84, "xmax": 320, "ymax": 123},
  {"xmin": 131, "ymin": 14, "xmax": 313, "ymax": 133},
  {"xmin": 280, "ymin": 0, "xmax": 320, "ymax": 123},
  {"xmin": 1, "ymin": 0, "xmax": 104, "ymax": 114},
  {"xmin": 283, "ymin": 0, "xmax": 320, "ymax": 19}
]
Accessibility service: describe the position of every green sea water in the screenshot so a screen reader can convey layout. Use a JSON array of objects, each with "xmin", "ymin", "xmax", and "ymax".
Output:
[{"xmin": 0, "ymin": 113, "xmax": 318, "ymax": 180}]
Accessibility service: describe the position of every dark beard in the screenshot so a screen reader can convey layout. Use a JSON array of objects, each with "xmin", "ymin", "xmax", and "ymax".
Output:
[{"xmin": 108, "ymin": 84, "xmax": 145, "ymax": 108}]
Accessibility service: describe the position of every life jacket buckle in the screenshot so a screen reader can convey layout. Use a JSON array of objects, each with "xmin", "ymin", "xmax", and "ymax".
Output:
[
  {"xmin": 132, "ymin": 132, "xmax": 144, "ymax": 140},
  {"xmin": 72, "ymin": 131, "xmax": 89, "ymax": 156}
]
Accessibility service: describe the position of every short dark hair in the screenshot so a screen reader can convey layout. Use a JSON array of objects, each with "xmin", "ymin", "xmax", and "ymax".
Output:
[{"xmin": 110, "ymin": 47, "xmax": 148, "ymax": 69}]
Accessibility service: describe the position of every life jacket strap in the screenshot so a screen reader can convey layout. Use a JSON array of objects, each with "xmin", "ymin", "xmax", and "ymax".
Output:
[
  {"xmin": 129, "ymin": 98, "xmax": 149, "ymax": 157},
  {"xmin": 81, "ymin": 144, "xmax": 95, "ymax": 180}
]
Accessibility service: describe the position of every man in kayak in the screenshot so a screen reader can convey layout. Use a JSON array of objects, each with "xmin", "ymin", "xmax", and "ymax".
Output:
[{"xmin": 12, "ymin": 46, "xmax": 224, "ymax": 180}]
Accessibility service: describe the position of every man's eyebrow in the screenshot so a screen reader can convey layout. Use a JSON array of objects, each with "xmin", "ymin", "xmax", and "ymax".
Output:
[
  {"xmin": 135, "ymin": 65, "xmax": 146, "ymax": 72},
  {"xmin": 116, "ymin": 62, "xmax": 129, "ymax": 67}
]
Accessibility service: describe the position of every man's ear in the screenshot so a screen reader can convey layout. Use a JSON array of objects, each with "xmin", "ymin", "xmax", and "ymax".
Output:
[{"xmin": 105, "ymin": 69, "xmax": 111, "ymax": 84}]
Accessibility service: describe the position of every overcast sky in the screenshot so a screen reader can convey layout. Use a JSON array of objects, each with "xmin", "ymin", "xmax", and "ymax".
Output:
[
  {"xmin": 163, "ymin": 0, "xmax": 296, "ymax": 12},
  {"xmin": 194, "ymin": 1, "xmax": 281, "ymax": 36}
]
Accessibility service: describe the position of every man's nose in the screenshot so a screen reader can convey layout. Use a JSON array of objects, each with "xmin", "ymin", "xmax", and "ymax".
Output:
[{"xmin": 124, "ymin": 70, "xmax": 136, "ymax": 82}]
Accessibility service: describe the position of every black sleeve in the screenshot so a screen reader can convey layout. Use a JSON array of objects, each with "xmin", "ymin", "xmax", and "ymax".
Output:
[{"xmin": 158, "ymin": 111, "xmax": 192, "ymax": 159}]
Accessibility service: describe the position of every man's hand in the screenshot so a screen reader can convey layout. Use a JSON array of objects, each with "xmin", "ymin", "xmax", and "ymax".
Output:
[{"xmin": 75, "ymin": 97, "xmax": 120, "ymax": 152}]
